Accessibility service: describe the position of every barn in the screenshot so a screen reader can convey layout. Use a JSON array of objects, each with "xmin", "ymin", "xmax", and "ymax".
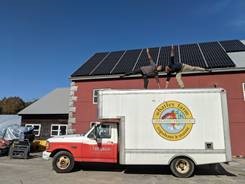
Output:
[
  {"xmin": 19, "ymin": 88, "xmax": 69, "ymax": 139},
  {"xmin": 68, "ymin": 39, "xmax": 245, "ymax": 156}
]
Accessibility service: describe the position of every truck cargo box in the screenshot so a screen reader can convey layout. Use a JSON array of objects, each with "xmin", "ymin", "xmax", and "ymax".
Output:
[{"xmin": 98, "ymin": 88, "xmax": 232, "ymax": 165}]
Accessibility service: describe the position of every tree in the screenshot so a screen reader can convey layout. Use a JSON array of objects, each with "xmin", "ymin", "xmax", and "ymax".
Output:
[
  {"xmin": 0, "ymin": 97, "xmax": 26, "ymax": 114},
  {"xmin": 25, "ymin": 99, "xmax": 37, "ymax": 107}
]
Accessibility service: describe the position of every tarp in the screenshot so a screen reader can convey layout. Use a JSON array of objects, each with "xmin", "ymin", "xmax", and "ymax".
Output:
[
  {"xmin": 0, "ymin": 115, "xmax": 21, "ymax": 139},
  {"xmin": 0, "ymin": 124, "xmax": 33, "ymax": 141},
  {"xmin": 0, "ymin": 115, "xmax": 21, "ymax": 125}
]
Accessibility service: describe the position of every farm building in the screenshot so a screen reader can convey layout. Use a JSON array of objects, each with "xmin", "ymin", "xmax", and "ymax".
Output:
[
  {"xmin": 68, "ymin": 39, "xmax": 245, "ymax": 156},
  {"xmin": 18, "ymin": 88, "xmax": 69, "ymax": 139}
]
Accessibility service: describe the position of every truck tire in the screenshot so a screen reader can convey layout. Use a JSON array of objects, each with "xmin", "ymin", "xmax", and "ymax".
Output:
[
  {"xmin": 170, "ymin": 157, "xmax": 195, "ymax": 178},
  {"xmin": 52, "ymin": 151, "xmax": 75, "ymax": 173}
]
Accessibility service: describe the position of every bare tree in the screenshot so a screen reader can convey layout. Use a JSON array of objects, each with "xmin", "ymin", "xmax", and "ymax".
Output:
[{"xmin": 0, "ymin": 97, "xmax": 26, "ymax": 114}]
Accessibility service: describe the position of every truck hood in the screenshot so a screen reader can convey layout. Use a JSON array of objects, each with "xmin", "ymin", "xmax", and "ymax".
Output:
[{"xmin": 47, "ymin": 134, "xmax": 85, "ymax": 143}]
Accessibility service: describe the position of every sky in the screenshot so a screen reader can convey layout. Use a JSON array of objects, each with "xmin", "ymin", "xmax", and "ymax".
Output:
[{"xmin": 0, "ymin": 0, "xmax": 245, "ymax": 101}]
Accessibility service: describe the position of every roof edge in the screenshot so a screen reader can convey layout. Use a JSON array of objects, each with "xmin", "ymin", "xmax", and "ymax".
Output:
[{"xmin": 70, "ymin": 67, "xmax": 245, "ymax": 81}]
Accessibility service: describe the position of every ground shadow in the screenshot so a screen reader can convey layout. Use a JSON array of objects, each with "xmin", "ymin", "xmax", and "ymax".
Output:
[
  {"xmin": 74, "ymin": 163, "xmax": 236, "ymax": 177},
  {"xmin": 0, "ymin": 152, "xmax": 42, "ymax": 159},
  {"xmin": 74, "ymin": 163, "xmax": 123, "ymax": 172},
  {"xmin": 28, "ymin": 154, "xmax": 42, "ymax": 159},
  {"xmin": 195, "ymin": 164, "xmax": 236, "ymax": 176},
  {"xmin": 0, "ymin": 154, "xmax": 8, "ymax": 157}
]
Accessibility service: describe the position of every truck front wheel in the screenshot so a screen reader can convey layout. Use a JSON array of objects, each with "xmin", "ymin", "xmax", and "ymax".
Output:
[
  {"xmin": 170, "ymin": 157, "xmax": 195, "ymax": 178},
  {"xmin": 52, "ymin": 151, "xmax": 75, "ymax": 173}
]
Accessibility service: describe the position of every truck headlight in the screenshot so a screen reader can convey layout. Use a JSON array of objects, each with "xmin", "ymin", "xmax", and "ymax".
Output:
[{"xmin": 46, "ymin": 141, "xmax": 50, "ymax": 150}]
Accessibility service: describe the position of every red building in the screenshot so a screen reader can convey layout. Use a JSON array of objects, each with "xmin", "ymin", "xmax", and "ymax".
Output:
[{"xmin": 69, "ymin": 40, "xmax": 245, "ymax": 156}]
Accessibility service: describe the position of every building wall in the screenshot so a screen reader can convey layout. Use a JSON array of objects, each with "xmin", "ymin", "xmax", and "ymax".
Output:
[
  {"xmin": 21, "ymin": 114, "xmax": 68, "ymax": 139},
  {"xmin": 71, "ymin": 72, "xmax": 245, "ymax": 156}
]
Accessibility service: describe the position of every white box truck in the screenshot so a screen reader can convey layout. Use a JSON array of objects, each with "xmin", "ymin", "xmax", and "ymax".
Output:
[{"xmin": 43, "ymin": 88, "xmax": 232, "ymax": 177}]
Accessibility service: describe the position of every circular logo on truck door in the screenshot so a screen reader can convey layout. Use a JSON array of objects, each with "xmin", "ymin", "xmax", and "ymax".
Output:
[{"xmin": 152, "ymin": 100, "xmax": 195, "ymax": 141}]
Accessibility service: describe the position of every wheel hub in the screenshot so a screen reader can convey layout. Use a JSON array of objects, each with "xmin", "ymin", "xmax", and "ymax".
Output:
[
  {"xmin": 176, "ymin": 159, "xmax": 190, "ymax": 174},
  {"xmin": 57, "ymin": 156, "xmax": 70, "ymax": 170}
]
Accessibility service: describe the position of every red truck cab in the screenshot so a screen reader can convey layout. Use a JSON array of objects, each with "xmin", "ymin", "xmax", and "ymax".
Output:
[{"xmin": 43, "ymin": 122, "xmax": 118, "ymax": 173}]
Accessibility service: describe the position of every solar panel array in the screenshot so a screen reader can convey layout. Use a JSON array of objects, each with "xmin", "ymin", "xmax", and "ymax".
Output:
[
  {"xmin": 219, "ymin": 40, "xmax": 245, "ymax": 52},
  {"xmin": 112, "ymin": 49, "xmax": 142, "ymax": 74},
  {"xmin": 92, "ymin": 51, "xmax": 124, "ymax": 75},
  {"xmin": 180, "ymin": 44, "xmax": 207, "ymax": 68},
  {"xmin": 199, "ymin": 42, "xmax": 234, "ymax": 68},
  {"xmin": 71, "ymin": 52, "xmax": 109, "ymax": 76},
  {"xmin": 71, "ymin": 40, "xmax": 243, "ymax": 77}
]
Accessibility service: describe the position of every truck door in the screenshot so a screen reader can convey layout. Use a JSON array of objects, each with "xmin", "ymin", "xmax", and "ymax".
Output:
[{"xmin": 82, "ymin": 123, "xmax": 118, "ymax": 163}]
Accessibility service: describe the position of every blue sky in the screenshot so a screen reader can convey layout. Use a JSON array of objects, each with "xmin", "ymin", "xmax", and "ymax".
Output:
[{"xmin": 0, "ymin": 0, "xmax": 244, "ymax": 100}]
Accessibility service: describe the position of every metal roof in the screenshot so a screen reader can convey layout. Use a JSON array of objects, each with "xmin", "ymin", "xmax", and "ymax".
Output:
[
  {"xmin": 18, "ymin": 88, "xmax": 69, "ymax": 115},
  {"xmin": 71, "ymin": 39, "xmax": 245, "ymax": 80}
]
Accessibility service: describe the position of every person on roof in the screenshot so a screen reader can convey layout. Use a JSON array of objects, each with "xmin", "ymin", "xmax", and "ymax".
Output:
[
  {"xmin": 165, "ymin": 45, "xmax": 211, "ymax": 89},
  {"xmin": 120, "ymin": 48, "xmax": 163, "ymax": 89}
]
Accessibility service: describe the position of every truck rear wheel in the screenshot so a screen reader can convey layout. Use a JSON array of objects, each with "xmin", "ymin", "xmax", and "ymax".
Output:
[
  {"xmin": 52, "ymin": 151, "xmax": 75, "ymax": 173},
  {"xmin": 170, "ymin": 157, "xmax": 195, "ymax": 178}
]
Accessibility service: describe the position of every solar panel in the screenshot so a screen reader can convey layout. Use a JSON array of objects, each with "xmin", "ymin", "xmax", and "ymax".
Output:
[
  {"xmin": 71, "ymin": 40, "xmax": 239, "ymax": 77},
  {"xmin": 133, "ymin": 47, "xmax": 159, "ymax": 71},
  {"xmin": 71, "ymin": 52, "xmax": 109, "ymax": 77},
  {"xmin": 158, "ymin": 45, "xmax": 179, "ymax": 67},
  {"xmin": 199, "ymin": 42, "xmax": 235, "ymax": 68},
  {"xmin": 111, "ymin": 49, "xmax": 141, "ymax": 74},
  {"xmin": 180, "ymin": 44, "xmax": 207, "ymax": 68},
  {"xmin": 91, "ymin": 51, "xmax": 125, "ymax": 75},
  {"xmin": 219, "ymin": 40, "xmax": 245, "ymax": 52}
]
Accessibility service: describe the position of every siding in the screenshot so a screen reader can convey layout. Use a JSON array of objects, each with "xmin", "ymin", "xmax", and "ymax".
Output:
[{"xmin": 21, "ymin": 114, "xmax": 68, "ymax": 139}]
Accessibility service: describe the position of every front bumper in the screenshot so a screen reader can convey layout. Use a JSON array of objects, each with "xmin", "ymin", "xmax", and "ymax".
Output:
[{"xmin": 42, "ymin": 151, "xmax": 51, "ymax": 160}]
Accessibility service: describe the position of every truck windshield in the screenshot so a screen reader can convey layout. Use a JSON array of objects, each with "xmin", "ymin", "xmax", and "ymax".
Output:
[
  {"xmin": 86, "ymin": 124, "xmax": 111, "ymax": 139},
  {"xmin": 87, "ymin": 128, "xmax": 95, "ymax": 139}
]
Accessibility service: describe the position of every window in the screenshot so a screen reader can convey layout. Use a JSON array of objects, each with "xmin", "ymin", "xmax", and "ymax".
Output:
[
  {"xmin": 93, "ymin": 89, "xmax": 110, "ymax": 104},
  {"xmin": 93, "ymin": 89, "xmax": 100, "ymax": 104},
  {"xmin": 96, "ymin": 124, "xmax": 111, "ymax": 139},
  {"xmin": 243, "ymin": 83, "xmax": 245, "ymax": 101},
  {"xmin": 25, "ymin": 124, "xmax": 41, "ymax": 136},
  {"xmin": 51, "ymin": 124, "xmax": 68, "ymax": 136}
]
